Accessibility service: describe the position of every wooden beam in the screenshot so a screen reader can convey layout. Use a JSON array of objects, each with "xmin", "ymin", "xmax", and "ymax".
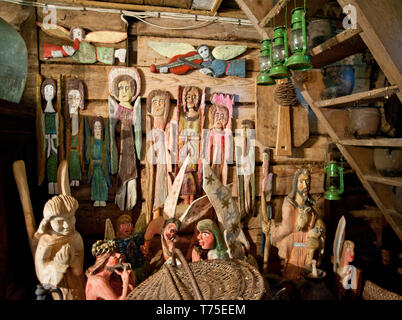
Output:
[
  {"xmin": 311, "ymin": 26, "xmax": 366, "ymax": 68},
  {"xmin": 258, "ymin": 0, "xmax": 291, "ymax": 28},
  {"xmin": 339, "ymin": 138, "xmax": 402, "ymax": 148},
  {"xmin": 210, "ymin": 0, "xmax": 224, "ymax": 13},
  {"xmin": 234, "ymin": 0, "xmax": 269, "ymax": 39},
  {"xmin": 314, "ymin": 85, "xmax": 400, "ymax": 108},
  {"xmin": 364, "ymin": 172, "xmax": 402, "ymax": 188}
]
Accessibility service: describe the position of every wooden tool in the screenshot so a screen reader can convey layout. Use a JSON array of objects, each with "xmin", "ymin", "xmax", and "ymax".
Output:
[
  {"xmin": 12, "ymin": 160, "xmax": 37, "ymax": 257},
  {"xmin": 57, "ymin": 160, "xmax": 71, "ymax": 196},
  {"xmin": 275, "ymin": 105, "xmax": 292, "ymax": 156}
]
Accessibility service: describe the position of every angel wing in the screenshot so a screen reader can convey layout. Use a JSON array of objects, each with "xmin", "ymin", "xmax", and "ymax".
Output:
[
  {"xmin": 133, "ymin": 96, "xmax": 142, "ymax": 160},
  {"xmin": 104, "ymin": 218, "xmax": 116, "ymax": 241},
  {"xmin": 202, "ymin": 163, "xmax": 249, "ymax": 259},
  {"xmin": 108, "ymin": 95, "xmax": 119, "ymax": 175},
  {"xmin": 333, "ymin": 216, "xmax": 346, "ymax": 272},
  {"xmin": 212, "ymin": 45, "xmax": 247, "ymax": 61},
  {"xmin": 147, "ymin": 41, "xmax": 196, "ymax": 58},
  {"xmin": 163, "ymin": 154, "xmax": 191, "ymax": 220},
  {"xmin": 36, "ymin": 22, "xmax": 71, "ymax": 41},
  {"xmin": 179, "ymin": 195, "xmax": 214, "ymax": 232}
]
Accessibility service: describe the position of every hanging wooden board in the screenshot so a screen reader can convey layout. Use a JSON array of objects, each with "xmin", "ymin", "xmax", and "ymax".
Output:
[{"xmin": 276, "ymin": 105, "xmax": 292, "ymax": 156}]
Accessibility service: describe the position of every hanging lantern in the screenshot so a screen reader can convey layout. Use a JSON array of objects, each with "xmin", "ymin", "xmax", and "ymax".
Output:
[
  {"xmin": 257, "ymin": 39, "xmax": 276, "ymax": 86},
  {"xmin": 324, "ymin": 161, "xmax": 344, "ymax": 200},
  {"xmin": 286, "ymin": 5, "xmax": 312, "ymax": 71},
  {"xmin": 269, "ymin": 26, "xmax": 290, "ymax": 79}
]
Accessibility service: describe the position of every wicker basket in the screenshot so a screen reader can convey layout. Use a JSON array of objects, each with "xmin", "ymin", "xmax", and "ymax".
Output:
[
  {"xmin": 362, "ymin": 280, "xmax": 402, "ymax": 300},
  {"xmin": 127, "ymin": 258, "xmax": 266, "ymax": 300}
]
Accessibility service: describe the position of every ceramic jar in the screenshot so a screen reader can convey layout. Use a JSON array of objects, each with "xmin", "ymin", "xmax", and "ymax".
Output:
[
  {"xmin": 373, "ymin": 148, "xmax": 402, "ymax": 177},
  {"xmin": 348, "ymin": 107, "xmax": 381, "ymax": 137}
]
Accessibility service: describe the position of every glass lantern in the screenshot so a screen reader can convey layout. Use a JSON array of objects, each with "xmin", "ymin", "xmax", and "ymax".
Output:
[
  {"xmin": 285, "ymin": 7, "xmax": 312, "ymax": 71},
  {"xmin": 269, "ymin": 26, "xmax": 290, "ymax": 79},
  {"xmin": 257, "ymin": 39, "xmax": 276, "ymax": 86}
]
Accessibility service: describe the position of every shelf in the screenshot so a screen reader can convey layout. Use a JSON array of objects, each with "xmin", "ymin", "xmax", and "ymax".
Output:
[
  {"xmin": 364, "ymin": 171, "xmax": 402, "ymax": 187},
  {"xmin": 314, "ymin": 85, "xmax": 400, "ymax": 108},
  {"xmin": 338, "ymin": 138, "xmax": 402, "ymax": 147},
  {"xmin": 311, "ymin": 26, "xmax": 366, "ymax": 68}
]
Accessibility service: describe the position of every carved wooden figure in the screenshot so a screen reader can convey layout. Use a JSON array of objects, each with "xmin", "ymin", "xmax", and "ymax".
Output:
[
  {"xmin": 201, "ymin": 92, "xmax": 234, "ymax": 186},
  {"xmin": 269, "ymin": 168, "xmax": 326, "ymax": 281},
  {"xmin": 85, "ymin": 240, "xmax": 135, "ymax": 300},
  {"xmin": 37, "ymin": 77, "xmax": 63, "ymax": 194},
  {"xmin": 145, "ymin": 90, "xmax": 172, "ymax": 222},
  {"xmin": 38, "ymin": 23, "xmax": 127, "ymax": 65},
  {"xmin": 65, "ymin": 79, "xmax": 85, "ymax": 187},
  {"xmin": 176, "ymin": 86, "xmax": 205, "ymax": 204},
  {"xmin": 149, "ymin": 42, "xmax": 246, "ymax": 78},
  {"xmin": 34, "ymin": 195, "xmax": 86, "ymax": 300},
  {"xmin": 235, "ymin": 119, "xmax": 256, "ymax": 218},
  {"xmin": 108, "ymin": 67, "xmax": 142, "ymax": 211},
  {"xmin": 85, "ymin": 116, "xmax": 111, "ymax": 207}
]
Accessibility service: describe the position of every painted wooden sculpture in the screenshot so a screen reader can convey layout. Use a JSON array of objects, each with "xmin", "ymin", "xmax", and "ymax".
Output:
[
  {"xmin": 85, "ymin": 240, "xmax": 135, "ymax": 300},
  {"xmin": 85, "ymin": 116, "xmax": 111, "ymax": 207},
  {"xmin": 149, "ymin": 42, "xmax": 246, "ymax": 78},
  {"xmin": 104, "ymin": 214, "xmax": 147, "ymax": 284},
  {"xmin": 333, "ymin": 216, "xmax": 358, "ymax": 294},
  {"xmin": 145, "ymin": 90, "xmax": 172, "ymax": 222},
  {"xmin": 37, "ymin": 77, "xmax": 63, "ymax": 194},
  {"xmin": 38, "ymin": 23, "xmax": 127, "ymax": 64},
  {"xmin": 34, "ymin": 194, "xmax": 86, "ymax": 300},
  {"xmin": 175, "ymin": 86, "xmax": 205, "ymax": 204},
  {"xmin": 108, "ymin": 67, "xmax": 142, "ymax": 211},
  {"xmin": 201, "ymin": 92, "xmax": 234, "ymax": 186},
  {"xmin": 65, "ymin": 79, "xmax": 85, "ymax": 187},
  {"xmin": 267, "ymin": 168, "xmax": 326, "ymax": 281},
  {"xmin": 235, "ymin": 119, "xmax": 256, "ymax": 218}
]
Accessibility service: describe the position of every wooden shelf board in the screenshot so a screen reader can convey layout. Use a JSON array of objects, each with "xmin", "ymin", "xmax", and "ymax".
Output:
[
  {"xmin": 339, "ymin": 138, "xmax": 402, "ymax": 147},
  {"xmin": 383, "ymin": 209, "xmax": 402, "ymax": 240},
  {"xmin": 311, "ymin": 26, "xmax": 366, "ymax": 68},
  {"xmin": 314, "ymin": 85, "xmax": 400, "ymax": 108},
  {"xmin": 364, "ymin": 171, "xmax": 402, "ymax": 187}
]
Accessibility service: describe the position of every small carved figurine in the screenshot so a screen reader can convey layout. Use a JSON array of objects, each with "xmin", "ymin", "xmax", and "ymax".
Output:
[
  {"xmin": 85, "ymin": 116, "xmax": 111, "ymax": 207},
  {"xmin": 65, "ymin": 79, "xmax": 85, "ymax": 187},
  {"xmin": 34, "ymin": 195, "xmax": 86, "ymax": 300},
  {"xmin": 108, "ymin": 67, "xmax": 142, "ymax": 210},
  {"xmin": 85, "ymin": 240, "xmax": 135, "ymax": 300}
]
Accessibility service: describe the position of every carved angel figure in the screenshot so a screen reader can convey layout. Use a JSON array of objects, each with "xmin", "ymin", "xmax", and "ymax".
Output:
[
  {"xmin": 108, "ymin": 67, "xmax": 142, "ymax": 211},
  {"xmin": 145, "ymin": 89, "xmax": 172, "ymax": 221},
  {"xmin": 38, "ymin": 23, "xmax": 127, "ymax": 65},
  {"xmin": 148, "ymin": 41, "xmax": 246, "ymax": 77},
  {"xmin": 85, "ymin": 116, "xmax": 111, "ymax": 207},
  {"xmin": 37, "ymin": 77, "xmax": 62, "ymax": 194},
  {"xmin": 34, "ymin": 195, "xmax": 86, "ymax": 300},
  {"xmin": 65, "ymin": 79, "xmax": 85, "ymax": 187}
]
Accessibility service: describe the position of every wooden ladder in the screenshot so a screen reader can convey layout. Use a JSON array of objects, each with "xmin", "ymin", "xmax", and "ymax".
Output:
[{"xmin": 236, "ymin": 0, "xmax": 402, "ymax": 239}]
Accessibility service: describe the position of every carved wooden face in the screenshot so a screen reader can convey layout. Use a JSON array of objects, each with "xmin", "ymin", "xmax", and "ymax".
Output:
[
  {"xmin": 163, "ymin": 222, "xmax": 178, "ymax": 242},
  {"xmin": 94, "ymin": 121, "xmax": 102, "ymax": 140},
  {"xmin": 118, "ymin": 221, "xmax": 133, "ymax": 238},
  {"xmin": 297, "ymin": 173, "xmax": 310, "ymax": 200},
  {"xmin": 118, "ymin": 80, "xmax": 134, "ymax": 103},
  {"xmin": 344, "ymin": 246, "xmax": 355, "ymax": 264},
  {"xmin": 197, "ymin": 230, "xmax": 215, "ymax": 250},
  {"xmin": 185, "ymin": 88, "xmax": 199, "ymax": 111},
  {"xmin": 106, "ymin": 252, "xmax": 123, "ymax": 268},
  {"xmin": 71, "ymin": 28, "xmax": 84, "ymax": 41},
  {"xmin": 68, "ymin": 89, "xmax": 82, "ymax": 114},
  {"xmin": 213, "ymin": 106, "xmax": 229, "ymax": 130},
  {"xmin": 50, "ymin": 214, "xmax": 75, "ymax": 236},
  {"xmin": 151, "ymin": 95, "xmax": 166, "ymax": 117},
  {"xmin": 44, "ymin": 84, "xmax": 55, "ymax": 102},
  {"xmin": 197, "ymin": 45, "xmax": 210, "ymax": 59}
]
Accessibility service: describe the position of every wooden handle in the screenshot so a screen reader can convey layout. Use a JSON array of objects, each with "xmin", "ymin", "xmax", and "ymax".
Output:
[
  {"xmin": 57, "ymin": 160, "xmax": 71, "ymax": 196},
  {"xmin": 275, "ymin": 106, "xmax": 292, "ymax": 156},
  {"xmin": 12, "ymin": 160, "xmax": 37, "ymax": 256}
]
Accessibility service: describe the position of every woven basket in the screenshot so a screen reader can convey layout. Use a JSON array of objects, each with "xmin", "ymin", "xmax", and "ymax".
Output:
[
  {"xmin": 126, "ymin": 258, "xmax": 265, "ymax": 300},
  {"xmin": 362, "ymin": 280, "xmax": 402, "ymax": 300}
]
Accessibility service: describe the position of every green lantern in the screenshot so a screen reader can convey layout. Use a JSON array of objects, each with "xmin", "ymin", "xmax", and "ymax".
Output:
[
  {"xmin": 324, "ymin": 161, "xmax": 344, "ymax": 200},
  {"xmin": 286, "ymin": 6, "xmax": 312, "ymax": 71},
  {"xmin": 257, "ymin": 39, "xmax": 276, "ymax": 86},
  {"xmin": 269, "ymin": 26, "xmax": 290, "ymax": 79}
]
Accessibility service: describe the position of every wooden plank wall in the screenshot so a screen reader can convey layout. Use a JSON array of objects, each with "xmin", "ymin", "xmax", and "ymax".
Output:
[{"xmin": 30, "ymin": 7, "xmax": 330, "ymax": 259}]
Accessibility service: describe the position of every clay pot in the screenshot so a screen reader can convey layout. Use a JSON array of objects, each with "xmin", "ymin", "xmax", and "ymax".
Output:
[
  {"xmin": 321, "ymin": 65, "xmax": 355, "ymax": 99},
  {"xmin": 307, "ymin": 19, "xmax": 334, "ymax": 50},
  {"xmin": 373, "ymin": 148, "xmax": 402, "ymax": 177},
  {"xmin": 348, "ymin": 107, "xmax": 380, "ymax": 137}
]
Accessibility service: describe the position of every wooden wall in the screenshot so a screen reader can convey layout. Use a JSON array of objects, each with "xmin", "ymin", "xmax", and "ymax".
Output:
[{"xmin": 17, "ymin": 5, "xmax": 332, "ymax": 265}]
